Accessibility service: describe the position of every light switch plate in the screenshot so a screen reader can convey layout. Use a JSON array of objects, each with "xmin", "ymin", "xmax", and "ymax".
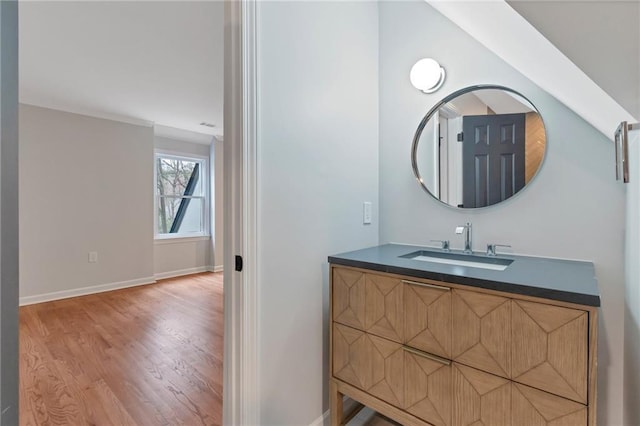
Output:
[
  {"xmin": 88, "ymin": 251, "xmax": 98, "ymax": 263},
  {"xmin": 363, "ymin": 202, "xmax": 372, "ymax": 224}
]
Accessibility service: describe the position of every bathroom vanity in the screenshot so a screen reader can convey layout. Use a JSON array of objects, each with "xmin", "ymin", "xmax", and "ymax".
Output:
[{"xmin": 328, "ymin": 244, "xmax": 600, "ymax": 426}]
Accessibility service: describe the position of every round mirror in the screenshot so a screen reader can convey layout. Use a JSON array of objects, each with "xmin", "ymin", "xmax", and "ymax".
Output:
[{"xmin": 412, "ymin": 85, "xmax": 546, "ymax": 209}]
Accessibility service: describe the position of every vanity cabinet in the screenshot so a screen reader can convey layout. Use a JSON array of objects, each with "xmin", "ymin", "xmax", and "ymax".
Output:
[{"xmin": 330, "ymin": 265, "xmax": 597, "ymax": 426}]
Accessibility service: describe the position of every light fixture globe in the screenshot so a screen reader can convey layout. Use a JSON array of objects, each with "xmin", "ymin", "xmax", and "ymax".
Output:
[{"xmin": 410, "ymin": 58, "xmax": 446, "ymax": 93}]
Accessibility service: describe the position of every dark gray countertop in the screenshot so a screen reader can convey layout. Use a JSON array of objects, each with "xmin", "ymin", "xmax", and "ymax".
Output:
[{"xmin": 328, "ymin": 243, "xmax": 600, "ymax": 307}]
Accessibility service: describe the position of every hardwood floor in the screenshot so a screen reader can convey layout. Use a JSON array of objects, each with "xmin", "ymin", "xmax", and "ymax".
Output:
[{"xmin": 19, "ymin": 272, "xmax": 223, "ymax": 426}]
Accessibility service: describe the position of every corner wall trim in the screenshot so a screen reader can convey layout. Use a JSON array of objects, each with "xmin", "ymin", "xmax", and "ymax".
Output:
[
  {"xmin": 154, "ymin": 266, "xmax": 211, "ymax": 281},
  {"xmin": 309, "ymin": 410, "xmax": 330, "ymax": 426},
  {"xmin": 210, "ymin": 265, "xmax": 224, "ymax": 273},
  {"xmin": 19, "ymin": 276, "xmax": 157, "ymax": 306}
]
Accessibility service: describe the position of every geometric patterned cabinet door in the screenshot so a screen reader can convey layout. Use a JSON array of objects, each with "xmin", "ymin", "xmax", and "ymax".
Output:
[
  {"xmin": 365, "ymin": 274, "xmax": 403, "ymax": 343},
  {"xmin": 512, "ymin": 383, "xmax": 588, "ymax": 425},
  {"xmin": 404, "ymin": 348, "xmax": 452, "ymax": 426},
  {"xmin": 452, "ymin": 289, "xmax": 511, "ymax": 379},
  {"xmin": 404, "ymin": 281, "xmax": 452, "ymax": 359},
  {"xmin": 512, "ymin": 300, "xmax": 588, "ymax": 404},
  {"xmin": 452, "ymin": 363, "xmax": 511, "ymax": 426},
  {"xmin": 332, "ymin": 268, "xmax": 366, "ymax": 331},
  {"xmin": 332, "ymin": 269, "xmax": 403, "ymax": 343},
  {"xmin": 332, "ymin": 323, "xmax": 404, "ymax": 408}
]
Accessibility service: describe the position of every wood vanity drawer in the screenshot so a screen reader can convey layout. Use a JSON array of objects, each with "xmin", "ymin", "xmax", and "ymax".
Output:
[
  {"xmin": 332, "ymin": 268, "xmax": 404, "ymax": 343},
  {"xmin": 452, "ymin": 289, "xmax": 511, "ymax": 379},
  {"xmin": 511, "ymin": 381, "xmax": 588, "ymax": 425},
  {"xmin": 332, "ymin": 268, "xmax": 367, "ymax": 331},
  {"xmin": 453, "ymin": 362, "xmax": 587, "ymax": 426},
  {"xmin": 511, "ymin": 299, "xmax": 588, "ymax": 404},
  {"xmin": 403, "ymin": 279, "xmax": 452, "ymax": 359},
  {"xmin": 404, "ymin": 347, "xmax": 452, "ymax": 426},
  {"xmin": 332, "ymin": 323, "xmax": 404, "ymax": 408},
  {"xmin": 332, "ymin": 267, "xmax": 454, "ymax": 354},
  {"xmin": 451, "ymin": 289, "xmax": 588, "ymax": 404}
]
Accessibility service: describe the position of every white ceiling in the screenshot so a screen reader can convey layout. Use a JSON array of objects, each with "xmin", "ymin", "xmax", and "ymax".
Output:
[
  {"xmin": 19, "ymin": 1, "xmax": 224, "ymax": 141},
  {"xmin": 21, "ymin": 0, "xmax": 635, "ymax": 144}
]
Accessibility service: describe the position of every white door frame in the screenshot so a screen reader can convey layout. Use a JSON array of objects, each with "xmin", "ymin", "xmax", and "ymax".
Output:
[
  {"xmin": 0, "ymin": 0, "xmax": 260, "ymax": 423},
  {"xmin": 0, "ymin": 0, "xmax": 20, "ymax": 423},
  {"xmin": 223, "ymin": 0, "xmax": 259, "ymax": 424}
]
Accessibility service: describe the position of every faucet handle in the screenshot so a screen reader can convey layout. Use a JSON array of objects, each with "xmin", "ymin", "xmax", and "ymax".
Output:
[
  {"xmin": 431, "ymin": 239, "xmax": 450, "ymax": 251},
  {"xmin": 455, "ymin": 222, "xmax": 471, "ymax": 234},
  {"xmin": 486, "ymin": 244, "xmax": 511, "ymax": 256}
]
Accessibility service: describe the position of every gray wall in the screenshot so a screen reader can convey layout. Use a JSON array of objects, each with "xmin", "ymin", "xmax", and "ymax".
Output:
[
  {"xmin": 508, "ymin": 0, "xmax": 640, "ymax": 120},
  {"xmin": 256, "ymin": 1, "xmax": 379, "ymax": 424},
  {"xmin": 19, "ymin": 105, "xmax": 155, "ymax": 300},
  {"xmin": 0, "ymin": 1, "xmax": 19, "ymax": 423},
  {"xmin": 378, "ymin": 2, "xmax": 625, "ymax": 425}
]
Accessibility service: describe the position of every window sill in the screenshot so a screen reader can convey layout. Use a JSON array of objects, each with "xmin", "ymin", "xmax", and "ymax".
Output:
[{"xmin": 154, "ymin": 235, "xmax": 211, "ymax": 245}]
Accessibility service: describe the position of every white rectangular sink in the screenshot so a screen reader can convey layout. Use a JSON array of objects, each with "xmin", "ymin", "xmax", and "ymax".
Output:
[{"xmin": 400, "ymin": 250, "xmax": 513, "ymax": 271}]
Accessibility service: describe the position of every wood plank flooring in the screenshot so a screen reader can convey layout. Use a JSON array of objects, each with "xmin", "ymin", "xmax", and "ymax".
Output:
[{"xmin": 19, "ymin": 272, "xmax": 223, "ymax": 426}]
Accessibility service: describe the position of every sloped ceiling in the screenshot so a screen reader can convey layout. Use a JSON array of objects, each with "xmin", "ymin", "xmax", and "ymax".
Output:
[
  {"xmin": 19, "ymin": 1, "xmax": 223, "ymax": 140},
  {"xmin": 427, "ymin": 0, "xmax": 638, "ymax": 140},
  {"xmin": 508, "ymin": 0, "xmax": 640, "ymax": 120}
]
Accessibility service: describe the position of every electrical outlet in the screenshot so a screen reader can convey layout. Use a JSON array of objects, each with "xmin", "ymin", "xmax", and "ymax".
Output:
[
  {"xmin": 88, "ymin": 251, "xmax": 98, "ymax": 263},
  {"xmin": 363, "ymin": 202, "xmax": 372, "ymax": 224}
]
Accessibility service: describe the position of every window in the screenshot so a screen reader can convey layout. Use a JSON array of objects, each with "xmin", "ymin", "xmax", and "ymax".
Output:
[{"xmin": 155, "ymin": 152, "xmax": 208, "ymax": 239}]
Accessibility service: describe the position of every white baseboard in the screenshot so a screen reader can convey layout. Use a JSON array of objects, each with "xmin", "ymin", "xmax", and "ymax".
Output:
[
  {"xmin": 19, "ymin": 276, "xmax": 157, "ymax": 306},
  {"xmin": 154, "ymin": 266, "xmax": 211, "ymax": 280},
  {"xmin": 210, "ymin": 265, "xmax": 223, "ymax": 273},
  {"xmin": 310, "ymin": 410, "xmax": 330, "ymax": 426}
]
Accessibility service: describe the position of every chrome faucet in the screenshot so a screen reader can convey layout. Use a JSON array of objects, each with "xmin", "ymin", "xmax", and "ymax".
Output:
[
  {"xmin": 430, "ymin": 239, "xmax": 450, "ymax": 251},
  {"xmin": 455, "ymin": 222, "xmax": 472, "ymax": 253},
  {"xmin": 487, "ymin": 244, "xmax": 511, "ymax": 256}
]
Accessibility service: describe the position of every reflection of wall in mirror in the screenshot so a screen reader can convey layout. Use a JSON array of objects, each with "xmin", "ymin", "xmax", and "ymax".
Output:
[
  {"xmin": 446, "ymin": 116, "xmax": 463, "ymax": 206},
  {"xmin": 438, "ymin": 114, "xmax": 448, "ymax": 203},
  {"xmin": 434, "ymin": 109, "xmax": 463, "ymax": 207},
  {"xmin": 525, "ymin": 112, "xmax": 546, "ymax": 183},
  {"xmin": 432, "ymin": 107, "xmax": 464, "ymax": 207},
  {"xmin": 417, "ymin": 113, "xmax": 439, "ymax": 197},
  {"xmin": 448, "ymin": 92, "xmax": 487, "ymax": 116}
]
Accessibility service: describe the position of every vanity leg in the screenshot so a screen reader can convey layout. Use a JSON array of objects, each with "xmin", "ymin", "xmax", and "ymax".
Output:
[{"xmin": 330, "ymin": 380, "xmax": 343, "ymax": 426}]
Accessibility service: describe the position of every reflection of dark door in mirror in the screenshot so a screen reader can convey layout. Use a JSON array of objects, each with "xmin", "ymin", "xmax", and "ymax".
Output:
[{"xmin": 461, "ymin": 113, "xmax": 525, "ymax": 208}]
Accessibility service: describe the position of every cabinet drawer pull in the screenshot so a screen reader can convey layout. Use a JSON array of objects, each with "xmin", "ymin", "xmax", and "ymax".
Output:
[
  {"xmin": 402, "ymin": 279, "xmax": 450, "ymax": 291},
  {"xmin": 403, "ymin": 346, "xmax": 451, "ymax": 366}
]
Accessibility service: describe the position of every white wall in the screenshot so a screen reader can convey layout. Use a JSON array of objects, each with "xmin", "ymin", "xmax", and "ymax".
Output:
[
  {"xmin": 154, "ymin": 238, "xmax": 211, "ymax": 278},
  {"xmin": 508, "ymin": 0, "xmax": 640, "ymax": 120},
  {"xmin": 256, "ymin": 1, "xmax": 379, "ymax": 424},
  {"xmin": 19, "ymin": 104, "xmax": 155, "ymax": 301},
  {"xmin": 378, "ymin": 2, "xmax": 625, "ymax": 425},
  {"xmin": 155, "ymin": 134, "xmax": 210, "ymax": 157},
  {"xmin": 153, "ymin": 135, "xmax": 217, "ymax": 277},
  {"xmin": 624, "ymin": 129, "xmax": 640, "ymax": 425}
]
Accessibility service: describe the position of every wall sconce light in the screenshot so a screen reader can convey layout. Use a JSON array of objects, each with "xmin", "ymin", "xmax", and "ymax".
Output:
[{"xmin": 410, "ymin": 58, "xmax": 446, "ymax": 93}]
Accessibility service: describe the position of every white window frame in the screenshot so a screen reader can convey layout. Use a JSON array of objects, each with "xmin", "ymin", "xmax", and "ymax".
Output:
[{"xmin": 154, "ymin": 150, "xmax": 210, "ymax": 240}]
